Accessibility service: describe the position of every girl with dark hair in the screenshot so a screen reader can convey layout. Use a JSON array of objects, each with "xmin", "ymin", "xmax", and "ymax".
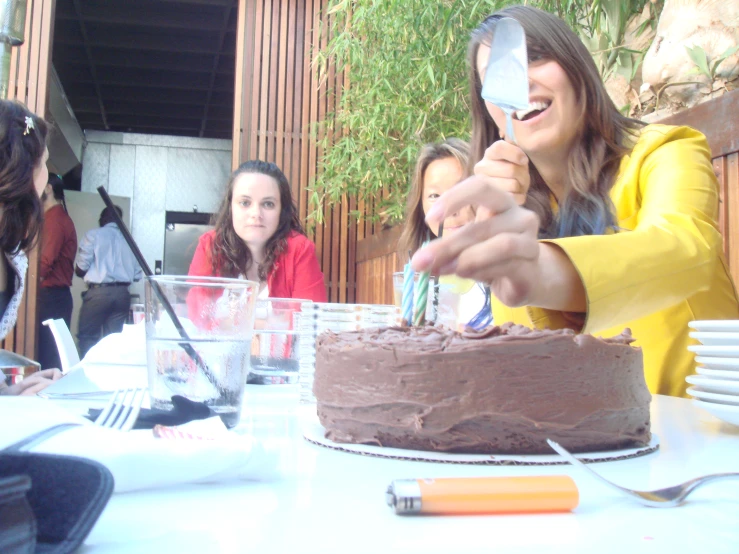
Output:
[
  {"xmin": 189, "ymin": 160, "xmax": 326, "ymax": 302},
  {"xmin": 398, "ymin": 138, "xmax": 474, "ymax": 256},
  {"xmin": 411, "ymin": 5, "xmax": 739, "ymax": 397},
  {"xmin": 0, "ymin": 99, "xmax": 62, "ymax": 395},
  {"xmin": 398, "ymin": 138, "xmax": 491, "ymax": 330}
]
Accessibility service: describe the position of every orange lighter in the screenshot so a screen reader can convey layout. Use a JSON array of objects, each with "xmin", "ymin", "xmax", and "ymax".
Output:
[{"xmin": 386, "ymin": 475, "xmax": 579, "ymax": 515}]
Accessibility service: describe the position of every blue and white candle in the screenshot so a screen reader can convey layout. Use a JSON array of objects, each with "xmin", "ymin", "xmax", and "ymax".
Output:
[{"xmin": 401, "ymin": 262, "xmax": 415, "ymax": 326}]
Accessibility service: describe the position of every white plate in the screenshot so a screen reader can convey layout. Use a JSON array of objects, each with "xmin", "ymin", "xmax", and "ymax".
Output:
[
  {"xmin": 688, "ymin": 345, "xmax": 739, "ymax": 357},
  {"xmin": 695, "ymin": 366, "xmax": 739, "ymax": 380},
  {"xmin": 689, "ymin": 320, "xmax": 739, "ymax": 332},
  {"xmin": 695, "ymin": 356, "xmax": 739, "ymax": 370},
  {"xmin": 686, "ymin": 374, "xmax": 739, "ymax": 394},
  {"xmin": 301, "ymin": 416, "xmax": 660, "ymax": 465},
  {"xmin": 689, "ymin": 331, "xmax": 739, "ymax": 346},
  {"xmin": 692, "ymin": 399, "xmax": 739, "ymax": 426},
  {"xmin": 37, "ymin": 363, "xmax": 148, "ymax": 399},
  {"xmin": 686, "ymin": 386, "xmax": 739, "ymax": 406}
]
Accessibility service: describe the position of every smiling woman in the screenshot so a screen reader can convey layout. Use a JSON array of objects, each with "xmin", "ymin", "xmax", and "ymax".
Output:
[
  {"xmin": 411, "ymin": 5, "xmax": 739, "ymax": 398},
  {"xmin": 187, "ymin": 160, "xmax": 326, "ymax": 302}
]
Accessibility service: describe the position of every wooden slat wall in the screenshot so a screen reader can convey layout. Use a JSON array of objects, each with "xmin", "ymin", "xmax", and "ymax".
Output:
[
  {"xmin": 1, "ymin": 0, "xmax": 56, "ymax": 358},
  {"xmin": 355, "ymin": 226, "xmax": 402, "ymax": 305},
  {"xmin": 233, "ymin": 0, "xmax": 355, "ymax": 302},
  {"xmin": 354, "ymin": 90, "xmax": 739, "ymax": 305}
]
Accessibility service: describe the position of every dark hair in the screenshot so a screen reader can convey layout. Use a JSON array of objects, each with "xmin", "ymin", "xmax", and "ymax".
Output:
[
  {"xmin": 48, "ymin": 173, "xmax": 67, "ymax": 211},
  {"xmin": 398, "ymin": 138, "xmax": 470, "ymax": 256},
  {"xmin": 0, "ymin": 100, "xmax": 48, "ymax": 254},
  {"xmin": 211, "ymin": 160, "xmax": 304, "ymax": 280},
  {"xmin": 468, "ymin": 5, "xmax": 643, "ymax": 238},
  {"xmin": 99, "ymin": 205, "xmax": 123, "ymax": 227}
]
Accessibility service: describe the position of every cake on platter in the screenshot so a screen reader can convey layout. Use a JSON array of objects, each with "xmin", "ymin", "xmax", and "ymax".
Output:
[{"xmin": 313, "ymin": 323, "xmax": 651, "ymax": 454}]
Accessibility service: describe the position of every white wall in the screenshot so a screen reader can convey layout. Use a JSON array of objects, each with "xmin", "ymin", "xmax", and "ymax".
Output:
[{"xmin": 80, "ymin": 131, "xmax": 232, "ymax": 302}]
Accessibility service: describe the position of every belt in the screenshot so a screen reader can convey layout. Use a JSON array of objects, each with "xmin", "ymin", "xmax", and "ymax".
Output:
[{"xmin": 87, "ymin": 282, "xmax": 131, "ymax": 288}]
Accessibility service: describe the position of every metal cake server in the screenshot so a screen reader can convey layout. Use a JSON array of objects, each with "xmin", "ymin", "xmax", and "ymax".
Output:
[{"xmin": 481, "ymin": 17, "xmax": 529, "ymax": 144}]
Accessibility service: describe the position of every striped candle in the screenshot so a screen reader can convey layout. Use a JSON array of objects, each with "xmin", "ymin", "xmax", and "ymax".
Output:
[
  {"xmin": 413, "ymin": 270, "xmax": 430, "ymax": 326},
  {"xmin": 401, "ymin": 262, "xmax": 415, "ymax": 326}
]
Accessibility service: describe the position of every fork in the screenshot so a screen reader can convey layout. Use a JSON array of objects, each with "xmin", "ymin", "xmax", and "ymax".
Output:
[
  {"xmin": 93, "ymin": 388, "xmax": 147, "ymax": 432},
  {"xmin": 546, "ymin": 439, "xmax": 739, "ymax": 508}
]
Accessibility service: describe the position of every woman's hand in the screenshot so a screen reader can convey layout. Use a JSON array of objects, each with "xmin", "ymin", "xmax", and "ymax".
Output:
[
  {"xmin": 411, "ymin": 175, "xmax": 587, "ymax": 312},
  {"xmin": 411, "ymin": 175, "xmax": 542, "ymax": 307},
  {"xmin": 473, "ymin": 140, "xmax": 530, "ymax": 206},
  {"xmin": 0, "ymin": 368, "xmax": 62, "ymax": 396}
]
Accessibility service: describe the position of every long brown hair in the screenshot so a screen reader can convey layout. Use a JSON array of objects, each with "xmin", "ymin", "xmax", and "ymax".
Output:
[
  {"xmin": 211, "ymin": 160, "xmax": 304, "ymax": 280},
  {"xmin": 398, "ymin": 138, "xmax": 470, "ymax": 257},
  {"xmin": 468, "ymin": 5, "xmax": 643, "ymax": 238},
  {"xmin": 0, "ymin": 100, "xmax": 48, "ymax": 254}
]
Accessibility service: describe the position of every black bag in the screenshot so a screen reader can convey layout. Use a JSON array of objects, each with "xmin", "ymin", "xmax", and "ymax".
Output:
[{"xmin": 0, "ymin": 451, "xmax": 114, "ymax": 554}]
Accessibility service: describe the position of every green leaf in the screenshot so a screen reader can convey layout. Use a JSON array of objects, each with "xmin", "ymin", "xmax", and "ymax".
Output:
[
  {"xmin": 685, "ymin": 45, "xmax": 711, "ymax": 79},
  {"xmin": 711, "ymin": 44, "xmax": 739, "ymax": 75}
]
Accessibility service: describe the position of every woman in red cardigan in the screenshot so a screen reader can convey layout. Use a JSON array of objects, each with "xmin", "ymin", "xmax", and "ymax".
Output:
[{"xmin": 188, "ymin": 160, "xmax": 326, "ymax": 302}]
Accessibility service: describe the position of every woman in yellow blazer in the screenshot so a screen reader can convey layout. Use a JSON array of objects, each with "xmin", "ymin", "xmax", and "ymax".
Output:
[{"xmin": 411, "ymin": 5, "xmax": 739, "ymax": 398}]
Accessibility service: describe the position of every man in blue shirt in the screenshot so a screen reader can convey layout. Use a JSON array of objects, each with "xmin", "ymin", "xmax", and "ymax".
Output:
[{"xmin": 75, "ymin": 205, "xmax": 143, "ymax": 356}]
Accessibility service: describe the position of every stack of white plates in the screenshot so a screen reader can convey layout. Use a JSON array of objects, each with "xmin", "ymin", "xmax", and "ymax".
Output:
[{"xmin": 687, "ymin": 320, "xmax": 739, "ymax": 426}]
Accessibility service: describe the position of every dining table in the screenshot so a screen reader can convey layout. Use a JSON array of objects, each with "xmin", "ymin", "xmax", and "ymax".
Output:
[{"xmin": 50, "ymin": 385, "xmax": 739, "ymax": 554}]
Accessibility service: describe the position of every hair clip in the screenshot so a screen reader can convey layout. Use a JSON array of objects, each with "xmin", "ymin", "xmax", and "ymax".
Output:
[{"xmin": 23, "ymin": 116, "xmax": 34, "ymax": 135}]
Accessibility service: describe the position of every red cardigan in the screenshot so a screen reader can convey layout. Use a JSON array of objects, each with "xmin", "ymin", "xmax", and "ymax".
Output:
[{"xmin": 188, "ymin": 230, "xmax": 327, "ymax": 302}]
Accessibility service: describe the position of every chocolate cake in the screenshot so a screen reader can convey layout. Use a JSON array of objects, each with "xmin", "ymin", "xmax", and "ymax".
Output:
[{"xmin": 313, "ymin": 323, "xmax": 651, "ymax": 454}]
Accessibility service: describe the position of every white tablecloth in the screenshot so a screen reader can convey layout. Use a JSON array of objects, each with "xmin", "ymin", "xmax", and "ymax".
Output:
[{"xmin": 56, "ymin": 389, "xmax": 739, "ymax": 553}]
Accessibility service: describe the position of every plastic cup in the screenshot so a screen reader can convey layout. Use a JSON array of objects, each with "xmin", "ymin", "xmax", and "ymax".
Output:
[
  {"xmin": 144, "ymin": 275, "xmax": 259, "ymax": 428},
  {"xmin": 248, "ymin": 298, "xmax": 311, "ymax": 385}
]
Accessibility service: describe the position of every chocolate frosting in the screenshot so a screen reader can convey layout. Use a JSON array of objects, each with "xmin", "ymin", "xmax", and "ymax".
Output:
[{"xmin": 313, "ymin": 323, "xmax": 651, "ymax": 454}]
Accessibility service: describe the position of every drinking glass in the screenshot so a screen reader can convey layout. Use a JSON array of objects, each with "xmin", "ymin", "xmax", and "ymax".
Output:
[
  {"xmin": 144, "ymin": 275, "xmax": 259, "ymax": 428},
  {"xmin": 131, "ymin": 303, "xmax": 145, "ymax": 324},
  {"xmin": 248, "ymin": 298, "xmax": 311, "ymax": 385}
]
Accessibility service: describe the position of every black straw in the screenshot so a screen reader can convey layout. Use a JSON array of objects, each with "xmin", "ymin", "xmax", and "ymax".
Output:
[
  {"xmin": 431, "ymin": 222, "xmax": 443, "ymax": 323},
  {"xmin": 96, "ymin": 186, "xmax": 222, "ymax": 393}
]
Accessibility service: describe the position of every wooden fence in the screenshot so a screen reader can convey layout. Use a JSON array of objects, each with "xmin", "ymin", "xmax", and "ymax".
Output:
[
  {"xmin": 1, "ymin": 0, "xmax": 56, "ymax": 359},
  {"xmin": 354, "ymin": 90, "xmax": 739, "ymax": 305}
]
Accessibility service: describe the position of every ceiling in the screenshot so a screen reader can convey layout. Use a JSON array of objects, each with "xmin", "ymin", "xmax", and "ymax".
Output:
[{"xmin": 52, "ymin": 0, "xmax": 238, "ymax": 140}]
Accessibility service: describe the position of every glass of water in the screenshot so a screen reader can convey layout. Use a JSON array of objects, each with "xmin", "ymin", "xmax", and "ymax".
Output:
[
  {"xmin": 248, "ymin": 298, "xmax": 312, "ymax": 385},
  {"xmin": 144, "ymin": 275, "xmax": 259, "ymax": 428}
]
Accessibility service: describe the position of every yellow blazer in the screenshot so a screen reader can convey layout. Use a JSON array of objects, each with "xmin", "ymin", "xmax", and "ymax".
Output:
[{"xmin": 492, "ymin": 124, "xmax": 739, "ymax": 397}]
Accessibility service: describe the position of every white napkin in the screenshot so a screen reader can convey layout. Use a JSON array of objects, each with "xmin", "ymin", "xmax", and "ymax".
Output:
[
  {"xmin": 0, "ymin": 398, "xmax": 277, "ymax": 493},
  {"xmin": 83, "ymin": 322, "xmax": 148, "ymax": 366}
]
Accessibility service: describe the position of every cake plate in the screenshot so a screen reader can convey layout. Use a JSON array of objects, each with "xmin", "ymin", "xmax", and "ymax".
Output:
[{"xmin": 301, "ymin": 416, "xmax": 660, "ymax": 466}]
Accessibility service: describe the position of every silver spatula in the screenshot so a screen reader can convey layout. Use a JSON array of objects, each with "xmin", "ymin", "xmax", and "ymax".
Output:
[{"xmin": 481, "ymin": 17, "xmax": 529, "ymax": 144}]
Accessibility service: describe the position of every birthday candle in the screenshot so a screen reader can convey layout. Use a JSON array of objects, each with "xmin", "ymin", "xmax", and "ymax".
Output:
[
  {"xmin": 431, "ymin": 221, "xmax": 444, "ymax": 323},
  {"xmin": 413, "ymin": 270, "xmax": 430, "ymax": 326},
  {"xmin": 401, "ymin": 262, "xmax": 415, "ymax": 326}
]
